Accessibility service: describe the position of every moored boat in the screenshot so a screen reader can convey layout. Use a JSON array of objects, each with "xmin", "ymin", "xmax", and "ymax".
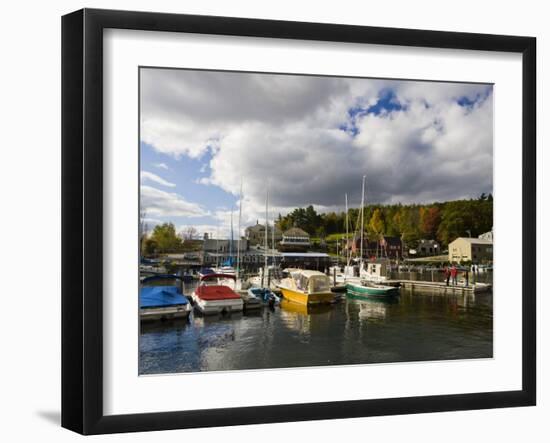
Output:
[
  {"xmin": 192, "ymin": 273, "xmax": 244, "ymax": 315},
  {"xmin": 198, "ymin": 267, "xmax": 216, "ymax": 278},
  {"xmin": 139, "ymin": 285, "xmax": 191, "ymax": 322},
  {"xmin": 248, "ymin": 287, "xmax": 281, "ymax": 306},
  {"xmin": 278, "ymin": 269, "xmax": 334, "ymax": 305},
  {"xmin": 346, "ymin": 280, "xmax": 399, "ymax": 299}
]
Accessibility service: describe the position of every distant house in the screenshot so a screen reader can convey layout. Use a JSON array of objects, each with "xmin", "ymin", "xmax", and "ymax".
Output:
[
  {"xmin": 245, "ymin": 221, "xmax": 282, "ymax": 247},
  {"xmin": 416, "ymin": 239, "xmax": 441, "ymax": 257},
  {"xmin": 278, "ymin": 227, "xmax": 311, "ymax": 252},
  {"xmin": 448, "ymin": 237, "xmax": 493, "ymax": 263},
  {"xmin": 280, "ymin": 252, "xmax": 332, "ymax": 271},
  {"xmin": 347, "ymin": 234, "xmax": 402, "ymax": 259},
  {"xmin": 379, "ymin": 236, "xmax": 403, "ymax": 259},
  {"xmin": 203, "ymin": 238, "xmax": 248, "ymax": 254},
  {"xmin": 202, "ymin": 238, "xmax": 249, "ymax": 267}
]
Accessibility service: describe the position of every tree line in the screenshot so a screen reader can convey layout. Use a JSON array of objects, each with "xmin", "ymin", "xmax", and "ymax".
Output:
[
  {"xmin": 141, "ymin": 194, "xmax": 493, "ymax": 255},
  {"xmin": 276, "ymin": 193, "xmax": 493, "ymax": 248}
]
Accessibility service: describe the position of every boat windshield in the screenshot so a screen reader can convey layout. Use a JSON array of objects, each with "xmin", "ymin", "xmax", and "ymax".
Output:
[{"xmin": 308, "ymin": 276, "xmax": 330, "ymax": 293}]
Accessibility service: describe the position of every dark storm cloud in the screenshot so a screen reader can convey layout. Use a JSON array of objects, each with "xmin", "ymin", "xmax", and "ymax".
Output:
[{"xmin": 140, "ymin": 67, "xmax": 493, "ymax": 215}]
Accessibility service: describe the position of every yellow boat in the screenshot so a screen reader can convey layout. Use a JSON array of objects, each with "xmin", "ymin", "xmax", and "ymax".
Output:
[
  {"xmin": 280, "ymin": 299, "xmax": 333, "ymax": 315},
  {"xmin": 277, "ymin": 269, "xmax": 334, "ymax": 305}
]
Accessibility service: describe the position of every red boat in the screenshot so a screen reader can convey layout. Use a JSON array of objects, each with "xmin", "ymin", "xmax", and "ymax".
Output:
[{"xmin": 191, "ymin": 273, "xmax": 243, "ymax": 315}]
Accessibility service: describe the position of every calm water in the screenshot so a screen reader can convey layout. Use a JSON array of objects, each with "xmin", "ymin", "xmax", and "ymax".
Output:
[{"xmin": 139, "ymin": 282, "xmax": 493, "ymax": 374}]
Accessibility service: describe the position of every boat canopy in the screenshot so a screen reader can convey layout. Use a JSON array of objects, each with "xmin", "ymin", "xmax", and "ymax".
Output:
[
  {"xmin": 291, "ymin": 270, "xmax": 331, "ymax": 293},
  {"xmin": 307, "ymin": 275, "xmax": 331, "ymax": 293},
  {"xmin": 195, "ymin": 285, "xmax": 241, "ymax": 300},
  {"xmin": 140, "ymin": 286, "xmax": 188, "ymax": 309}
]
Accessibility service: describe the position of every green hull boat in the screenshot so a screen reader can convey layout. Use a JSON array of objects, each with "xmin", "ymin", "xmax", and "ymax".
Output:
[{"xmin": 346, "ymin": 282, "xmax": 399, "ymax": 299}]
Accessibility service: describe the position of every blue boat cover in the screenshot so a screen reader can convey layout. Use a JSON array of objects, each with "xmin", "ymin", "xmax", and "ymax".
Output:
[
  {"xmin": 199, "ymin": 268, "xmax": 215, "ymax": 275},
  {"xmin": 140, "ymin": 286, "xmax": 189, "ymax": 309},
  {"xmin": 141, "ymin": 274, "xmax": 179, "ymax": 284}
]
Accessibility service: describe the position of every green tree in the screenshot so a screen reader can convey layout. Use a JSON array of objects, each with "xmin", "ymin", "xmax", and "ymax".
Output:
[
  {"xmin": 150, "ymin": 222, "xmax": 182, "ymax": 253},
  {"xmin": 369, "ymin": 208, "xmax": 385, "ymax": 237}
]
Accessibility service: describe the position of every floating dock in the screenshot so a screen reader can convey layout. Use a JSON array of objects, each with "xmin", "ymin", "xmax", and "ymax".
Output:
[{"xmin": 387, "ymin": 280, "xmax": 492, "ymax": 294}]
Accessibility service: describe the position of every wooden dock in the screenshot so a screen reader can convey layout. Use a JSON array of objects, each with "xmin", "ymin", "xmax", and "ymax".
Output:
[{"xmin": 387, "ymin": 280, "xmax": 492, "ymax": 294}]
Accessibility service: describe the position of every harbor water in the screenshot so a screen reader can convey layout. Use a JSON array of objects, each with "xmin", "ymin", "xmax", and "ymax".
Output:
[{"xmin": 139, "ymin": 281, "xmax": 493, "ymax": 374}]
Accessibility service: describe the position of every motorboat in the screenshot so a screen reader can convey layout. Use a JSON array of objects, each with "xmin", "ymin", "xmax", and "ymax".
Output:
[
  {"xmin": 139, "ymin": 285, "xmax": 191, "ymax": 322},
  {"xmin": 192, "ymin": 273, "xmax": 243, "ymax": 315},
  {"xmin": 277, "ymin": 269, "xmax": 334, "ymax": 305}
]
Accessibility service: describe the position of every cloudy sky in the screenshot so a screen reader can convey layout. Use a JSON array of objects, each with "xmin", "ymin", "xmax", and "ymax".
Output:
[{"xmin": 140, "ymin": 68, "xmax": 493, "ymax": 239}]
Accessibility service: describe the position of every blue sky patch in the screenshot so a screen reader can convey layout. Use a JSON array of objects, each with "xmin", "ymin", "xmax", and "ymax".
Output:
[
  {"xmin": 340, "ymin": 89, "xmax": 405, "ymax": 136},
  {"xmin": 140, "ymin": 141, "xmax": 238, "ymax": 229}
]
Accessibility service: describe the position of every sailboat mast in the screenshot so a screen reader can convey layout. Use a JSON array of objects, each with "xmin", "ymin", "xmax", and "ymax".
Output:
[
  {"xmin": 265, "ymin": 188, "xmax": 269, "ymax": 266},
  {"xmin": 271, "ymin": 204, "xmax": 275, "ymax": 266},
  {"xmin": 230, "ymin": 208, "xmax": 234, "ymax": 264},
  {"xmin": 216, "ymin": 224, "xmax": 219, "ymax": 268},
  {"xmin": 345, "ymin": 193, "xmax": 349, "ymax": 269},
  {"xmin": 237, "ymin": 180, "xmax": 243, "ymax": 281},
  {"xmin": 263, "ymin": 187, "xmax": 269, "ymax": 287},
  {"xmin": 360, "ymin": 175, "xmax": 366, "ymax": 267}
]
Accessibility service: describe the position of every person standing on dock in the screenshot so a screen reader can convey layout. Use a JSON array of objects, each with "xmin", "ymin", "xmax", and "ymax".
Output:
[
  {"xmin": 450, "ymin": 264, "xmax": 458, "ymax": 286},
  {"xmin": 444, "ymin": 265, "xmax": 450, "ymax": 286}
]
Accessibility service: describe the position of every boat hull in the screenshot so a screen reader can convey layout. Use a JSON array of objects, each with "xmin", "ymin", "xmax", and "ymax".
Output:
[
  {"xmin": 279, "ymin": 286, "xmax": 334, "ymax": 305},
  {"xmin": 346, "ymin": 282, "xmax": 399, "ymax": 299},
  {"xmin": 191, "ymin": 294, "xmax": 244, "ymax": 315},
  {"xmin": 140, "ymin": 304, "xmax": 191, "ymax": 322}
]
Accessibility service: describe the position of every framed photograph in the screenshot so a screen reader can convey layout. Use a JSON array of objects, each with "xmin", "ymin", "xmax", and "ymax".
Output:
[{"xmin": 62, "ymin": 8, "xmax": 536, "ymax": 435}]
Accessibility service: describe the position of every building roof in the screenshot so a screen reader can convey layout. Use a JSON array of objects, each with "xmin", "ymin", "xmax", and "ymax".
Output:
[
  {"xmin": 450, "ymin": 237, "xmax": 493, "ymax": 245},
  {"xmin": 246, "ymin": 223, "xmax": 265, "ymax": 230},
  {"xmin": 282, "ymin": 252, "xmax": 330, "ymax": 258},
  {"xmin": 283, "ymin": 227, "xmax": 310, "ymax": 237},
  {"xmin": 419, "ymin": 239, "xmax": 439, "ymax": 244},
  {"xmin": 246, "ymin": 223, "xmax": 281, "ymax": 233}
]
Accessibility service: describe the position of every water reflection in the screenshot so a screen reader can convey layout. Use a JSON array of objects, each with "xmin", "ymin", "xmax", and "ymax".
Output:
[{"xmin": 139, "ymin": 288, "xmax": 493, "ymax": 375}]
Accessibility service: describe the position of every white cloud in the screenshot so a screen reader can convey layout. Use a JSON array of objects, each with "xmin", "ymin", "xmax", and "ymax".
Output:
[
  {"xmin": 140, "ymin": 68, "xmax": 493, "ymax": 213},
  {"xmin": 140, "ymin": 171, "xmax": 176, "ymax": 188},
  {"xmin": 140, "ymin": 185, "xmax": 208, "ymax": 217},
  {"xmin": 154, "ymin": 162, "xmax": 170, "ymax": 170}
]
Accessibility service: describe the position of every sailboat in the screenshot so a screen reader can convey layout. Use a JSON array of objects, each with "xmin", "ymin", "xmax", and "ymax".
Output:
[
  {"xmin": 248, "ymin": 185, "xmax": 283, "ymax": 291},
  {"xmin": 334, "ymin": 193, "xmax": 360, "ymax": 286},
  {"xmin": 345, "ymin": 176, "xmax": 399, "ymax": 299},
  {"xmin": 213, "ymin": 207, "xmax": 236, "ymax": 276},
  {"xmin": 248, "ymin": 186, "xmax": 281, "ymax": 303}
]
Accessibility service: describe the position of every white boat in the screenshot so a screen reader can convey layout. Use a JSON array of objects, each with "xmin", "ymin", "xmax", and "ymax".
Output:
[
  {"xmin": 212, "ymin": 265, "xmax": 236, "ymax": 276},
  {"xmin": 359, "ymin": 260, "xmax": 391, "ymax": 283},
  {"xmin": 191, "ymin": 273, "xmax": 243, "ymax": 315}
]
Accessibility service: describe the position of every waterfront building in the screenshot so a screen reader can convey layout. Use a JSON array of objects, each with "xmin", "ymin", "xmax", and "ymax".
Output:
[
  {"xmin": 203, "ymin": 238, "xmax": 248, "ymax": 254},
  {"xmin": 448, "ymin": 237, "xmax": 493, "ymax": 263},
  {"xmin": 278, "ymin": 227, "xmax": 311, "ymax": 252},
  {"xmin": 280, "ymin": 252, "xmax": 332, "ymax": 271},
  {"xmin": 379, "ymin": 236, "xmax": 403, "ymax": 259},
  {"xmin": 415, "ymin": 239, "xmax": 441, "ymax": 257},
  {"xmin": 245, "ymin": 221, "xmax": 282, "ymax": 247},
  {"xmin": 347, "ymin": 234, "xmax": 402, "ymax": 259},
  {"xmin": 478, "ymin": 228, "xmax": 494, "ymax": 242}
]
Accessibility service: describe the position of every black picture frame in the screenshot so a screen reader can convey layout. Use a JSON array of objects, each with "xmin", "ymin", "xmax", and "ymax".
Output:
[{"xmin": 62, "ymin": 8, "xmax": 536, "ymax": 435}]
